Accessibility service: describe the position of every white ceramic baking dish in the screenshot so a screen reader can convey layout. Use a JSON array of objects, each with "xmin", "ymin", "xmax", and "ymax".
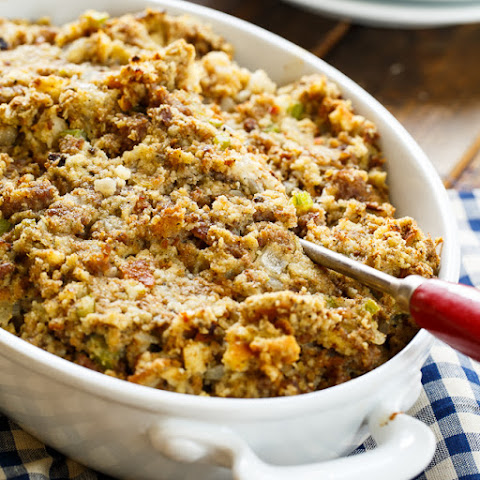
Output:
[{"xmin": 0, "ymin": 1, "xmax": 460, "ymax": 479}]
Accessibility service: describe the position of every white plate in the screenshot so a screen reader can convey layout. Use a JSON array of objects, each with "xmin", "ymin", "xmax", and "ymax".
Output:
[{"xmin": 283, "ymin": 0, "xmax": 480, "ymax": 27}]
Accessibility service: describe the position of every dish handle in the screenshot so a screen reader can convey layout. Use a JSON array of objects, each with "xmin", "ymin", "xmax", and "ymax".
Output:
[{"xmin": 149, "ymin": 404, "xmax": 436, "ymax": 480}]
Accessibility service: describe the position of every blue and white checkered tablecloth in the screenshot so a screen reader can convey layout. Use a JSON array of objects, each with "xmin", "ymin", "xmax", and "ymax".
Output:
[{"xmin": 0, "ymin": 190, "xmax": 479, "ymax": 480}]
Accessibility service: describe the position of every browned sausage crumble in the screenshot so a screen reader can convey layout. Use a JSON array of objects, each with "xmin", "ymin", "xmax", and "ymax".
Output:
[{"xmin": 0, "ymin": 10, "xmax": 440, "ymax": 397}]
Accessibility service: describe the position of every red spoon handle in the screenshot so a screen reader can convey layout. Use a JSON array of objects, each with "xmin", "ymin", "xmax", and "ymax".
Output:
[{"xmin": 410, "ymin": 279, "xmax": 480, "ymax": 361}]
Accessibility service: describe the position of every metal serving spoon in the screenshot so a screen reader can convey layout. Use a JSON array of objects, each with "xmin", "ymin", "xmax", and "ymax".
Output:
[{"xmin": 300, "ymin": 238, "xmax": 480, "ymax": 362}]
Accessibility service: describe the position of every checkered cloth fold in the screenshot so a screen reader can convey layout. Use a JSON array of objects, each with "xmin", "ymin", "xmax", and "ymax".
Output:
[{"xmin": 1, "ymin": 190, "xmax": 479, "ymax": 480}]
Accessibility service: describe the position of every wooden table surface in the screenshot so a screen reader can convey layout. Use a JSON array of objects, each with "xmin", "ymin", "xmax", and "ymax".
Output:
[{"xmin": 190, "ymin": 0, "xmax": 480, "ymax": 189}]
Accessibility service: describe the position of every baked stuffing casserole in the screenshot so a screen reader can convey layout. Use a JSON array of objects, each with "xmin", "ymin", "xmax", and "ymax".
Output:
[{"xmin": 0, "ymin": 9, "xmax": 440, "ymax": 398}]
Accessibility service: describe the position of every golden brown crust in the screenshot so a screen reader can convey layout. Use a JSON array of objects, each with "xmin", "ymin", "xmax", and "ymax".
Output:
[{"xmin": 0, "ymin": 9, "xmax": 441, "ymax": 397}]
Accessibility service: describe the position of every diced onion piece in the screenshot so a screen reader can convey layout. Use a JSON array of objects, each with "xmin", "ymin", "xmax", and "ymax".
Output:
[{"xmin": 260, "ymin": 247, "xmax": 287, "ymax": 275}]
